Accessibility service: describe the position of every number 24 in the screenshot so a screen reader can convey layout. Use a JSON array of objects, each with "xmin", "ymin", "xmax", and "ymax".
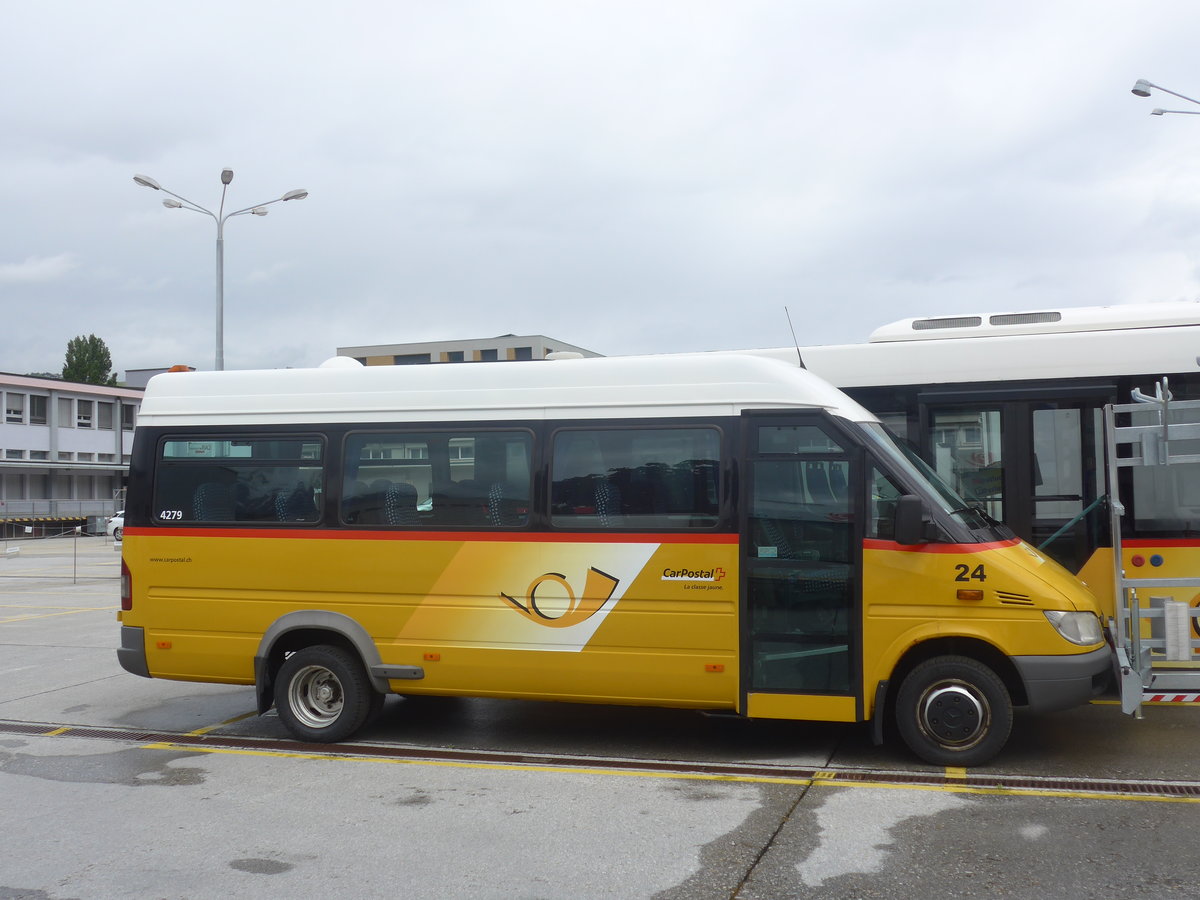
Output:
[{"xmin": 954, "ymin": 564, "xmax": 986, "ymax": 582}]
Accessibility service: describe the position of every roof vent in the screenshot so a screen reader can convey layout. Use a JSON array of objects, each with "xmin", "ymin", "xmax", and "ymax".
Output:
[
  {"xmin": 912, "ymin": 316, "xmax": 982, "ymax": 331},
  {"xmin": 988, "ymin": 311, "xmax": 1062, "ymax": 326}
]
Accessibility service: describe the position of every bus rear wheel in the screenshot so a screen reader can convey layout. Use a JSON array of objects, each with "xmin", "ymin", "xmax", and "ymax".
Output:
[
  {"xmin": 275, "ymin": 645, "xmax": 375, "ymax": 743},
  {"xmin": 895, "ymin": 655, "xmax": 1012, "ymax": 767}
]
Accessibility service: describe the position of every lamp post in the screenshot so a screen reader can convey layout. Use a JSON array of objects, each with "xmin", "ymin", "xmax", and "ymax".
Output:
[
  {"xmin": 133, "ymin": 170, "xmax": 308, "ymax": 371},
  {"xmin": 1130, "ymin": 78, "xmax": 1200, "ymax": 117}
]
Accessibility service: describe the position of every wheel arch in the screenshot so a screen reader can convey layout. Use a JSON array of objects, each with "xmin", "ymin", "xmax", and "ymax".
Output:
[
  {"xmin": 254, "ymin": 611, "xmax": 387, "ymax": 714},
  {"xmin": 890, "ymin": 636, "xmax": 1027, "ymax": 708}
]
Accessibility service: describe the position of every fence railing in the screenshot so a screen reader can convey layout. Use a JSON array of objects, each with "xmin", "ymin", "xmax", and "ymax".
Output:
[{"xmin": 0, "ymin": 500, "xmax": 118, "ymax": 519}]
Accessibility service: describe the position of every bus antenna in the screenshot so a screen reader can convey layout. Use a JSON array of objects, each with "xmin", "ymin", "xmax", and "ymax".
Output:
[{"xmin": 784, "ymin": 307, "xmax": 807, "ymax": 369}]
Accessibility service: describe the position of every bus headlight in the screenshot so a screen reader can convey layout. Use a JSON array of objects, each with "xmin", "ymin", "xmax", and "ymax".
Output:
[{"xmin": 1044, "ymin": 610, "xmax": 1104, "ymax": 646}]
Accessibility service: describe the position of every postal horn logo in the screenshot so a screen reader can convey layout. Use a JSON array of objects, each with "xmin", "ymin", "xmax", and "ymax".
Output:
[{"xmin": 500, "ymin": 567, "xmax": 620, "ymax": 628}]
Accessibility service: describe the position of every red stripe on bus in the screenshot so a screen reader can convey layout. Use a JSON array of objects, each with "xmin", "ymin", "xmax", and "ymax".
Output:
[
  {"xmin": 1125, "ymin": 538, "xmax": 1200, "ymax": 548},
  {"xmin": 862, "ymin": 537, "xmax": 1022, "ymax": 554},
  {"xmin": 121, "ymin": 526, "xmax": 739, "ymax": 545}
]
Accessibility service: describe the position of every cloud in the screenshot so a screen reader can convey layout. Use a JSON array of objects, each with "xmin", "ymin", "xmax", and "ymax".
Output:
[{"xmin": 0, "ymin": 254, "xmax": 78, "ymax": 284}]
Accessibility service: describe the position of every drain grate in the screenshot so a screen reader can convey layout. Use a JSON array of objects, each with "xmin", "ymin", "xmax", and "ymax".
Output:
[{"xmin": 3, "ymin": 718, "xmax": 1198, "ymax": 800}]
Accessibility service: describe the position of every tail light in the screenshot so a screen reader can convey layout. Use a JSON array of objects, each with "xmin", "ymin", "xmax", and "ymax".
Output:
[{"xmin": 121, "ymin": 559, "xmax": 132, "ymax": 611}]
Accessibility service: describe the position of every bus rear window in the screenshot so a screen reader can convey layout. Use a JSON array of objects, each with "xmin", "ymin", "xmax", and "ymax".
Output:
[{"xmin": 154, "ymin": 436, "xmax": 324, "ymax": 525}]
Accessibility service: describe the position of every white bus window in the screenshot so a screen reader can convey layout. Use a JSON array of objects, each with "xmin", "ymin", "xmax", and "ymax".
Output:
[
  {"xmin": 343, "ymin": 431, "xmax": 532, "ymax": 528},
  {"xmin": 155, "ymin": 437, "xmax": 324, "ymax": 525},
  {"xmin": 550, "ymin": 427, "xmax": 720, "ymax": 529},
  {"xmin": 931, "ymin": 409, "xmax": 1004, "ymax": 521}
]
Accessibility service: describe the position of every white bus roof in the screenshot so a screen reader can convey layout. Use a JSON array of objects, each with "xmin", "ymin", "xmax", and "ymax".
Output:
[
  {"xmin": 730, "ymin": 302, "xmax": 1200, "ymax": 388},
  {"xmin": 136, "ymin": 353, "xmax": 878, "ymax": 428}
]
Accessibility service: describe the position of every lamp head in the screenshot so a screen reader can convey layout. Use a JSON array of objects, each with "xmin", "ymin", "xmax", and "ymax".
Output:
[
  {"xmin": 1152, "ymin": 108, "xmax": 1166, "ymax": 116},
  {"xmin": 282, "ymin": 189, "xmax": 309, "ymax": 201},
  {"xmin": 162, "ymin": 199, "xmax": 183, "ymax": 208},
  {"xmin": 1132, "ymin": 79, "xmax": 1154, "ymax": 98},
  {"xmin": 251, "ymin": 207, "xmax": 269, "ymax": 216},
  {"xmin": 221, "ymin": 169, "xmax": 234, "ymax": 185},
  {"xmin": 133, "ymin": 174, "xmax": 161, "ymax": 190}
]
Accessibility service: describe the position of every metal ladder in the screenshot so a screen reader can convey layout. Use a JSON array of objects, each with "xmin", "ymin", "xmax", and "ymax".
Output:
[{"xmin": 1106, "ymin": 379, "xmax": 1200, "ymax": 715}]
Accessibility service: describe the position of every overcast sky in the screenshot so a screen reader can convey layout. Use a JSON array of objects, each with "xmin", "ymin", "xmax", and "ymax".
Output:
[{"xmin": 3, "ymin": 1, "xmax": 1200, "ymax": 377}]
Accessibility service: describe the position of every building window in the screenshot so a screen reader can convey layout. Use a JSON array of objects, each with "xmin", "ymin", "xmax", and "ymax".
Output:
[
  {"xmin": 5, "ymin": 449, "xmax": 23, "ymax": 460},
  {"xmin": 98, "ymin": 453, "xmax": 115, "ymax": 462},
  {"xmin": 29, "ymin": 450, "xmax": 49, "ymax": 461},
  {"xmin": 393, "ymin": 354, "xmax": 432, "ymax": 365},
  {"xmin": 479, "ymin": 349, "xmax": 498, "ymax": 362},
  {"xmin": 5, "ymin": 393, "xmax": 24, "ymax": 424},
  {"xmin": 122, "ymin": 405, "xmax": 137, "ymax": 431},
  {"xmin": 514, "ymin": 347, "xmax": 533, "ymax": 361},
  {"xmin": 77, "ymin": 400, "xmax": 94, "ymax": 428},
  {"xmin": 78, "ymin": 452, "xmax": 95, "ymax": 462},
  {"xmin": 98, "ymin": 402, "xmax": 114, "ymax": 430},
  {"xmin": 445, "ymin": 351, "xmax": 464, "ymax": 363},
  {"xmin": 57, "ymin": 451, "xmax": 74, "ymax": 461},
  {"xmin": 59, "ymin": 397, "xmax": 73, "ymax": 427},
  {"xmin": 29, "ymin": 395, "xmax": 47, "ymax": 425}
]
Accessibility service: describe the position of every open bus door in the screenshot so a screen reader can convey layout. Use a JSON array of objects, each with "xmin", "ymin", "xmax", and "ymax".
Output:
[{"xmin": 1106, "ymin": 379, "xmax": 1200, "ymax": 715}]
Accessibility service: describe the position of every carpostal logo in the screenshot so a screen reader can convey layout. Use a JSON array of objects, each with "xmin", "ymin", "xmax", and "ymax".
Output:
[
  {"xmin": 500, "ymin": 568, "xmax": 620, "ymax": 629},
  {"xmin": 661, "ymin": 567, "xmax": 726, "ymax": 583}
]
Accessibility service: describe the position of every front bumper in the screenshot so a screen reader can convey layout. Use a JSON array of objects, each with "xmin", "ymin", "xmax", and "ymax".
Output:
[{"xmin": 1013, "ymin": 645, "xmax": 1113, "ymax": 713}]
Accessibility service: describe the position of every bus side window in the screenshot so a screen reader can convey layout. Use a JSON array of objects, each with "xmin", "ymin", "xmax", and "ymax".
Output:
[
  {"xmin": 550, "ymin": 427, "xmax": 721, "ymax": 529},
  {"xmin": 155, "ymin": 436, "xmax": 323, "ymax": 526},
  {"xmin": 343, "ymin": 431, "xmax": 531, "ymax": 529},
  {"xmin": 868, "ymin": 466, "xmax": 903, "ymax": 540}
]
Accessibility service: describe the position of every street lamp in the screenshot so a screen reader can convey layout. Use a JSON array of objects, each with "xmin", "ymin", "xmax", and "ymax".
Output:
[
  {"xmin": 133, "ymin": 169, "xmax": 309, "ymax": 371},
  {"xmin": 1130, "ymin": 78, "xmax": 1200, "ymax": 117}
]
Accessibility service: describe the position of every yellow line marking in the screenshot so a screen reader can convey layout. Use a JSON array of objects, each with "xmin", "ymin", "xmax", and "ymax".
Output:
[
  {"xmin": 136, "ymin": 742, "xmax": 1200, "ymax": 803},
  {"xmin": 0, "ymin": 607, "xmax": 117, "ymax": 623},
  {"xmin": 141, "ymin": 742, "xmax": 815, "ymax": 786},
  {"xmin": 945, "ymin": 766, "xmax": 968, "ymax": 780},
  {"xmin": 1092, "ymin": 699, "xmax": 1200, "ymax": 708},
  {"xmin": 42, "ymin": 727, "xmax": 71, "ymax": 736},
  {"xmin": 186, "ymin": 711, "xmax": 259, "ymax": 736}
]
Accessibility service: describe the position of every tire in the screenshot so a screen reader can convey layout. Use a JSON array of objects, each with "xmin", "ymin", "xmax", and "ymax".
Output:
[
  {"xmin": 112, "ymin": 526, "xmax": 122, "ymax": 541},
  {"xmin": 274, "ymin": 645, "xmax": 376, "ymax": 743},
  {"xmin": 895, "ymin": 655, "xmax": 1013, "ymax": 767}
]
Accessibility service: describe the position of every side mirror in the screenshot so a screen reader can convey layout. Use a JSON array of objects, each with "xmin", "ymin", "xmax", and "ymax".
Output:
[{"xmin": 894, "ymin": 494, "xmax": 928, "ymax": 546}]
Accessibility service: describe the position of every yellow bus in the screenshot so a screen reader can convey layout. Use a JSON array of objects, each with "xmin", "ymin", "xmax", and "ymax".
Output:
[{"xmin": 117, "ymin": 354, "xmax": 1111, "ymax": 766}]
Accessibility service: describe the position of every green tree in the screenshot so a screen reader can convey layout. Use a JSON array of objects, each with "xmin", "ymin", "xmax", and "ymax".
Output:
[{"xmin": 62, "ymin": 334, "xmax": 118, "ymax": 385}]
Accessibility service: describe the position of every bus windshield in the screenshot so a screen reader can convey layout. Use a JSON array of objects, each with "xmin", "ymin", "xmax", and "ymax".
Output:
[{"xmin": 861, "ymin": 422, "xmax": 1009, "ymax": 537}]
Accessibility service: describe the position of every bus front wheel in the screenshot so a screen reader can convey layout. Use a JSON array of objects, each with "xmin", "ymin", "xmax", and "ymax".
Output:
[
  {"xmin": 895, "ymin": 655, "xmax": 1012, "ymax": 767},
  {"xmin": 275, "ymin": 645, "xmax": 376, "ymax": 743}
]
